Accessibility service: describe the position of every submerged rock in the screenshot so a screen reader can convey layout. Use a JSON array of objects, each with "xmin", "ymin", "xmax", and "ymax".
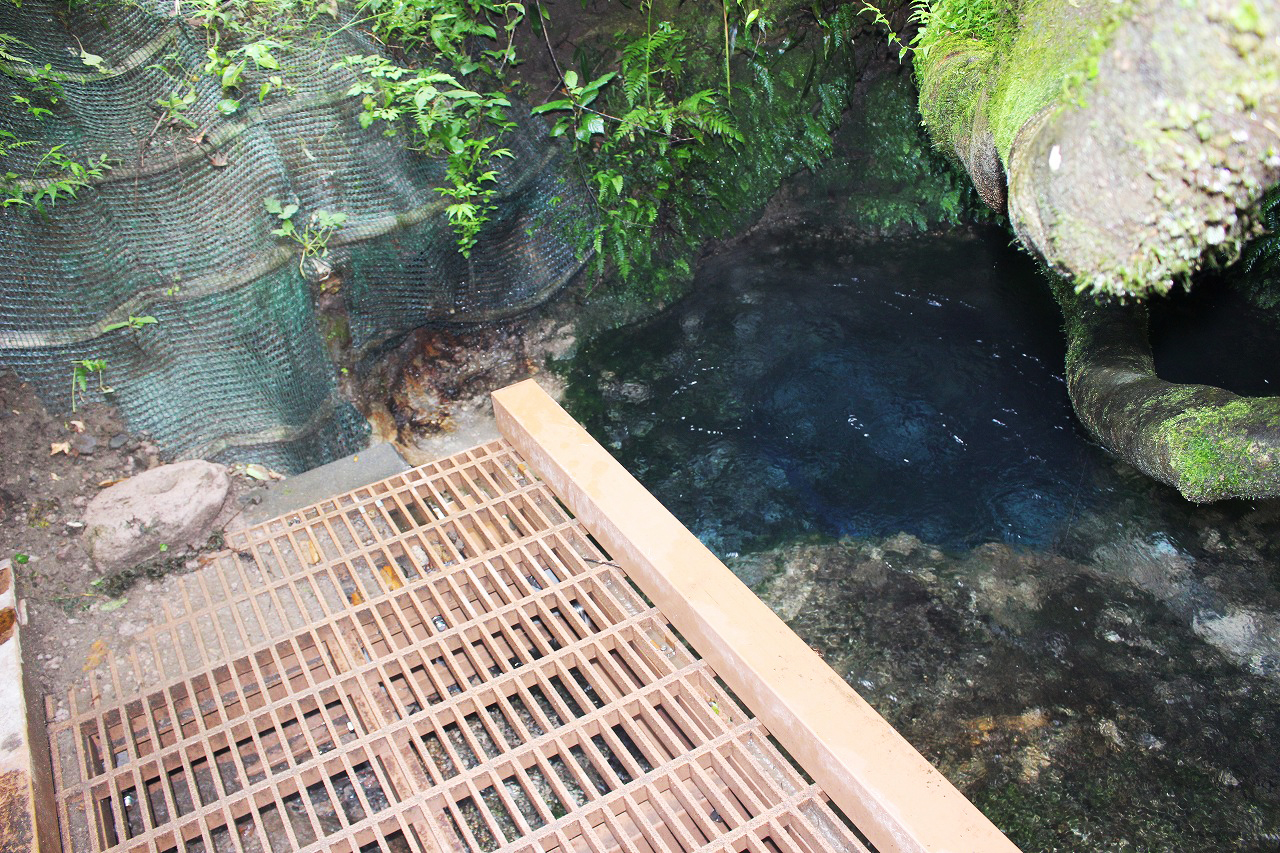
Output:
[{"xmin": 737, "ymin": 531, "xmax": 1280, "ymax": 850}]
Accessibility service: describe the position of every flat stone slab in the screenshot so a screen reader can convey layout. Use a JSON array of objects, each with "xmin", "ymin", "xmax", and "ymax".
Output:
[{"xmin": 242, "ymin": 443, "xmax": 411, "ymax": 525}]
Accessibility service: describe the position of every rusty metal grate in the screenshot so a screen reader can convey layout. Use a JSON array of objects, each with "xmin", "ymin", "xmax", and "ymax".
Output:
[{"xmin": 45, "ymin": 440, "xmax": 869, "ymax": 853}]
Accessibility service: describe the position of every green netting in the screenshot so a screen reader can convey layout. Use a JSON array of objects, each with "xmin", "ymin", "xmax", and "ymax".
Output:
[{"xmin": 0, "ymin": 0, "xmax": 584, "ymax": 472}]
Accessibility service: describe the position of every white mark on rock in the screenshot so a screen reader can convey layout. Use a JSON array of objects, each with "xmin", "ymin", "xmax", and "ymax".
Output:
[{"xmin": 1049, "ymin": 144, "xmax": 1062, "ymax": 171}]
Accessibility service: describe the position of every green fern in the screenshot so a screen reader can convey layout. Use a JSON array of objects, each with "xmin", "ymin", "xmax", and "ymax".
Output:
[{"xmin": 1238, "ymin": 185, "xmax": 1280, "ymax": 309}]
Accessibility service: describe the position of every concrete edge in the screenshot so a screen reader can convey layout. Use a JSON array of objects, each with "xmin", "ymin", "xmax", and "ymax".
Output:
[{"xmin": 0, "ymin": 558, "xmax": 60, "ymax": 853}]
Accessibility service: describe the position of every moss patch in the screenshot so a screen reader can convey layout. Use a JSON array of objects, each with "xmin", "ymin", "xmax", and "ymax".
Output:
[{"xmin": 1158, "ymin": 399, "xmax": 1280, "ymax": 502}]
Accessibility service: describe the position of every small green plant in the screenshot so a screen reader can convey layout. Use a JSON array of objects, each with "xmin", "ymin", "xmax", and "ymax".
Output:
[
  {"xmin": 1, "ymin": 35, "xmax": 112, "ymax": 212},
  {"xmin": 721, "ymin": 0, "xmax": 767, "ymax": 105},
  {"xmin": 1, "ymin": 142, "xmax": 111, "ymax": 213},
  {"xmin": 71, "ymin": 358, "xmax": 111, "ymax": 411},
  {"xmin": 155, "ymin": 87, "xmax": 199, "ymax": 130},
  {"xmin": 102, "ymin": 315, "xmax": 158, "ymax": 333},
  {"xmin": 857, "ymin": 2, "xmax": 910, "ymax": 56},
  {"xmin": 12, "ymin": 553, "xmax": 29, "ymax": 565},
  {"xmin": 265, "ymin": 197, "xmax": 348, "ymax": 273}
]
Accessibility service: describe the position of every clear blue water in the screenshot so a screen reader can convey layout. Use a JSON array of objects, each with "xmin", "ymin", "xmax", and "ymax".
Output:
[
  {"xmin": 561, "ymin": 226, "xmax": 1280, "ymax": 850},
  {"xmin": 564, "ymin": 228, "xmax": 1118, "ymax": 553}
]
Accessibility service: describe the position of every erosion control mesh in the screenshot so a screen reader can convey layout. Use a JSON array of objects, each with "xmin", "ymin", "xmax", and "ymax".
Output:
[{"xmin": 0, "ymin": 0, "xmax": 584, "ymax": 472}]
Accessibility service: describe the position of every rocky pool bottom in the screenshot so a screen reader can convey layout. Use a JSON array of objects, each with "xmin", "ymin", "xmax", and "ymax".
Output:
[
  {"xmin": 740, "ymin": 518, "xmax": 1280, "ymax": 851},
  {"xmin": 559, "ymin": 227, "xmax": 1280, "ymax": 850}
]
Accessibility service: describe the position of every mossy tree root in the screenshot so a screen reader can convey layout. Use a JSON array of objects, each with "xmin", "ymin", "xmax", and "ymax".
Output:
[
  {"xmin": 915, "ymin": 0, "xmax": 1280, "ymax": 299},
  {"xmin": 1053, "ymin": 279, "xmax": 1280, "ymax": 502},
  {"xmin": 914, "ymin": 0, "xmax": 1280, "ymax": 500}
]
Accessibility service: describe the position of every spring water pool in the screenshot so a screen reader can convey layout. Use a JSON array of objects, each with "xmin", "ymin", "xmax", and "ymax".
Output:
[{"xmin": 560, "ymin": 225, "xmax": 1280, "ymax": 850}]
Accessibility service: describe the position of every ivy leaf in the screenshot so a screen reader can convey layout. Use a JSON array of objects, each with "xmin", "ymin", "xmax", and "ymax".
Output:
[
  {"xmin": 243, "ymin": 42, "xmax": 280, "ymax": 71},
  {"xmin": 221, "ymin": 60, "xmax": 245, "ymax": 90},
  {"xmin": 216, "ymin": 98, "xmax": 241, "ymax": 115}
]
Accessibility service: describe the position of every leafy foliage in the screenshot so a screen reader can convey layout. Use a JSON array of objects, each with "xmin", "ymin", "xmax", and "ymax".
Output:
[
  {"xmin": 1237, "ymin": 184, "xmax": 1280, "ymax": 309},
  {"xmin": 333, "ymin": 54, "xmax": 517, "ymax": 256},
  {"xmin": 0, "ymin": 0, "xmax": 865, "ymax": 293},
  {"xmin": 1, "ymin": 141, "xmax": 111, "ymax": 213},
  {"xmin": 70, "ymin": 358, "xmax": 111, "ymax": 412},
  {"xmin": 336, "ymin": 0, "xmax": 526, "ymax": 254},
  {"xmin": 102, "ymin": 315, "xmax": 159, "ymax": 333},
  {"xmin": 532, "ymin": 11, "xmax": 743, "ymax": 292},
  {"xmin": 0, "ymin": 28, "xmax": 112, "ymax": 212},
  {"xmin": 910, "ymin": 0, "xmax": 1018, "ymax": 60},
  {"xmin": 265, "ymin": 197, "xmax": 349, "ymax": 273}
]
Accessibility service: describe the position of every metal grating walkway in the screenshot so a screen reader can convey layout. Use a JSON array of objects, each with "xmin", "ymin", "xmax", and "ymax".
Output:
[
  {"xmin": 43, "ymin": 440, "xmax": 867, "ymax": 853},
  {"xmin": 39, "ymin": 380, "xmax": 1019, "ymax": 853}
]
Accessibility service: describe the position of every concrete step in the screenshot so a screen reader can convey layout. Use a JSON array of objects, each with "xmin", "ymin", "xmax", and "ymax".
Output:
[{"xmin": 241, "ymin": 442, "xmax": 411, "ymax": 525}]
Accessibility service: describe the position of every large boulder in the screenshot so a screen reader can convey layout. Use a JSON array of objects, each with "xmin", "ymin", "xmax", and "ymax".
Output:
[{"xmin": 83, "ymin": 461, "xmax": 231, "ymax": 571}]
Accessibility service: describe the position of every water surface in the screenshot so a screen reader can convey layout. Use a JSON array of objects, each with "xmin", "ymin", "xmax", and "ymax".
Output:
[
  {"xmin": 565, "ymin": 228, "xmax": 1110, "ymax": 553},
  {"xmin": 562, "ymin": 226, "xmax": 1280, "ymax": 850}
]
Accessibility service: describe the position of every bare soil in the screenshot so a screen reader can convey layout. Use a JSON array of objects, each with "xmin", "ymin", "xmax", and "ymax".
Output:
[{"xmin": 0, "ymin": 369, "xmax": 261, "ymax": 702}]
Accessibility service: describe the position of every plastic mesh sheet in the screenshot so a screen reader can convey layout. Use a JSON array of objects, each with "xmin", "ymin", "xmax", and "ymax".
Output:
[{"xmin": 0, "ymin": 0, "xmax": 584, "ymax": 472}]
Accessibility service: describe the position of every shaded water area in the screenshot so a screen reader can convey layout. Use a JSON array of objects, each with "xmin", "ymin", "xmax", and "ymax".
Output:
[{"xmin": 561, "ymin": 226, "xmax": 1280, "ymax": 851}]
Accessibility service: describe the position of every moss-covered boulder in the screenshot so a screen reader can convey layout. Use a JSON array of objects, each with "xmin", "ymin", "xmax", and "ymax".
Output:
[
  {"xmin": 912, "ymin": 0, "xmax": 1280, "ymax": 501},
  {"xmin": 915, "ymin": 0, "xmax": 1280, "ymax": 299}
]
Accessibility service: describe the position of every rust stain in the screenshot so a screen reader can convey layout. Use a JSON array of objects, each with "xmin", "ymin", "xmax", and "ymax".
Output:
[
  {"xmin": 0, "ymin": 608, "xmax": 14, "ymax": 646},
  {"xmin": 378, "ymin": 564, "xmax": 404, "ymax": 591},
  {"xmin": 0, "ymin": 769, "xmax": 34, "ymax": 851},
  {"xmin": 83, "ymin": 639, "xmax": 108, "ymax": 672}
]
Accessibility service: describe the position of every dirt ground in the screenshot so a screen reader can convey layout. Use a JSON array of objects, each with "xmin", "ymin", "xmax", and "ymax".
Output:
[
  {"xmin": 0, "ymin": 299, "xmax": 589, "ymax": 708},
  {"xmin": 0, "ymin": 370, "xmax": 264, "ymax": 702}
]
